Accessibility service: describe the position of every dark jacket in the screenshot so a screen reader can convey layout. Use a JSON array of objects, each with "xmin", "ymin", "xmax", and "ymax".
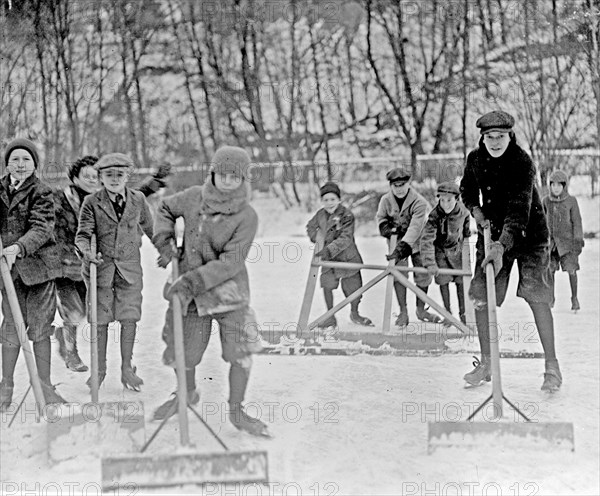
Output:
[
  {"xmin": 152, "ymin": 181, "xmax": 258, "ymax": 311},
  {"xmin": 460, "ymin": 140, "xmax": 549, "ymax": 251},
  {"xmin": 0, "ymin": 174, "xmax": 61, "ymax": 287},
  {"xmin": 542, "ymin": 190, "xmax": 584, "ymax": 256},
  {"xmin": 420, "ymin": 202, "xmax": 470, "ymax": 268},
  {"xmin": 306, "ymin": 204, "xmax": 363, "ymax": 278},
  {"xmin": 75, "ymin": 187, "xmax": 154, "ymax": 287}
]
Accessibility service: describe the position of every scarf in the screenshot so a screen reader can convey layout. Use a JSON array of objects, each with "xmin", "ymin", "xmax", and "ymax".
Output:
[{"xmin": 200, "ymin": 176, "xmax": 250, "ymax": 215}]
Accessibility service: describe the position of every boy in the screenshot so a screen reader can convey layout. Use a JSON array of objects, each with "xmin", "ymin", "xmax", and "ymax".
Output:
[
  {"xmin": 542, "ymin": 170, "xmax": 584, "ymax": 311},
  {"xmin": 306, "ymin": 182, "xmax": 373, "ymax": 329},
  {"xmin": 152, "ymin": 146, "xmax": 268, "ymax": 437},
  {"xmin": 1, "ymin": 138, "xmax": 67, "ymax": 410},
  {"xmin": 75, "ymin": 153, "xmax": 154, "ymax": 391},
  {"xmin": 376, "ymin": 167, "xmax": 440, "ymax": 327},
  {"xmin": 420, "ymin": 181, "xmax": 470, "ymax": 324},
  {"xmin": 53, "ymin": 156, "xmax": 170, "ymax": 372}
]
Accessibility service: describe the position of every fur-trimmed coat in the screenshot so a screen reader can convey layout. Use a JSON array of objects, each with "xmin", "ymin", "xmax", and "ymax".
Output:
[
  {"xmin": 306, "ymin": 204, "xmax": 363, "ymax": 278},
  {"xmin": 0, "ymin": 174, "xmax": 61, "ymax": 287},
  {"xmin": 460, "ymin": 140, "xmax": 549, "ymax": 251}
]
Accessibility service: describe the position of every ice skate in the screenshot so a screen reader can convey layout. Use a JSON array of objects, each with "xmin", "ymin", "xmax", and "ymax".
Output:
[
  {"xmin": 541, "ymin": 361, "xmax": 562, "ymax": 392},
  {"xmin": 395, "ymin": 311, "xmax": 409, "ymax": 327},
  {"xmin": 463, "ymin": 356, "xmax": 491, "ymax": 387},
  {"xmin": 153, "ymin": 390, "xmax": 200, "ymax": 421},
  {"xmin": 416, "ymin": 307, "xmax": 443, "ymax": 323},
  {"xmin": 229, "ymin": 402, "xmax": 272, "ymax": 438},
  {"xmin": 41, "ymin": 381, "xmax": 68, "ymax": 405},
  {"xmin": 121, "ymin": 365, "xmax": 144, "ymax": 392},
  {"xmin": 317, "ymin": 315, "xmax": 337, "ymax": 330},
  {"xmin": 0, "ymin": 379, "xmax": 14, "ymax": 412},
  {"xmin": 350, "ymin": 311, "xmax": 374, "ymax": 327},
  {"xmin": 65, "ymin": 351, "xmax": 88, "ymax": 372},
  {"xmin": 86, "ymin": 370, "xmax": 106, "ymax": 389},
  {"xmin": 571, "ymin": 297, "xmax": 580, "ymax": 312}
]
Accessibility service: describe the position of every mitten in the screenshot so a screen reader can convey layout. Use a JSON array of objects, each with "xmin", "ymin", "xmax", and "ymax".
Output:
[
  {"xmin": 386, "ymin": 241, "xmax": 412, "ymax": 262},
  {"xmin": 426, "ymin": 264, "xmax": 440, "ymax": 276},
  {"xmin": 482, "ymin": 241, "xmax": 504, "ymax": 277},
  {"xmin": 471, "ymin": 206, "xmax": 490, "ymax": 229}
]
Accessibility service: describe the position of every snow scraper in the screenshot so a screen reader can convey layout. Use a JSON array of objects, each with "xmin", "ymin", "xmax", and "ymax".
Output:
[
  {"xmin": 427, "ymin": 226, "xmax": 574, "ymax": 453},
  {"xmin": 101, "ymin": 218, "xmax": 268, "ymax": 490},
  {"xmin": 47, "ymin": 235, "xmax": 146, "ymax": 464}
]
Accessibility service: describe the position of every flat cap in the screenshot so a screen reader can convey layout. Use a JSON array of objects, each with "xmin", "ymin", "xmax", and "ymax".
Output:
[
  {"xmin": 386, "ymin": 167, "xmax": 411, "ymax": 183},
  {"xmin": 476, "ymin": 110, "xmax": 515, "ymax": 134},
  {"xmin": 94, "ymin": 153, "xmax": 134, "ymax": 171},
  {"xmin": 437, "ymin": 181, "xmax": 460, "ymax": 196}
]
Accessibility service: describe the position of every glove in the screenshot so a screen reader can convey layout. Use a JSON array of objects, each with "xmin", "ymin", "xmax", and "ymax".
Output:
[
  {"xmin": 471, "ymin": 206, "xmax": 490, "ymax": 229},
  {"xmin": 573, "ymin": 239, "xmax": 584, "ymax": 255},
  {"xmin": 1, "ymin": 244, "xmax": 21, "ymax": 270},
  {"xmin": 82, "ymin": 249, "xmax": 103, "ymax": 265},
  {"xmin": 379, "ymin": 221, "xmax": 399, "ymax": 239},
  {"xmin": 386, "ymin": 241, "xmax": 412, "ymax": 262},
  {"xmin": 166, "ymin": 274, "xmax": 195, "ymax": 301},
  {"xmin": 315, "ymin": 246, "xmax": 330, "ymax": 259},
  {"xmin": 156, "ymin": 240, "xmax": 179, "ymax": 268},
  {"xmin": 154, "ymin": 163, "xmax": 172, "ymax": 180},
  {"xmin": 482, "ymin": 241, "xmax": 504, "ymax": 277},
  {"xmin": 426, "ymin": 264, "xmax": 440, "ymax": 276}
]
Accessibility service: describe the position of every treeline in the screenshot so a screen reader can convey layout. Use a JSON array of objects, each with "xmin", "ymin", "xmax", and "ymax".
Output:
[{"xmin": 1, "ymin": 0, "xmax": 598, "ymax": 180}]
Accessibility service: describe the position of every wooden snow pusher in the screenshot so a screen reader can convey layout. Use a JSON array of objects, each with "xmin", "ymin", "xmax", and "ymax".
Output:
[
  {"xmin": 102, "ymin": 219, "xmax": 268, "ymax": 489},
  {"xmin": 47, "ymin": 235, "xmax": 145, "ymax": 463},
  {"xmin": 427, "ymin": 227, "xmax": 574, "ymax": 453}
]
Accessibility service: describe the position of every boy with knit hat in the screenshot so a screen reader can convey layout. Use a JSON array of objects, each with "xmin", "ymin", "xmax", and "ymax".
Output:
[
  {"xmin": 152, "ymin": 146, "xmax": 269, "ymax": 437},
  {"xmin": 1, "ymin": 138, "xmax": 67, "ymax": 411},
  {"xmin": 306, "ymin": 181, "xmax": 373, "ymax": 330},
  {"xmin": 542, "ymin": 170, "xmax": 584, "ymax": 311},
  {"xmin": 376, "ymin": 167, "xmax": 440, "ymax": 327},
  {"xmin": 420, "ymin": 181, "xmax": 471, "ymax": 324},
  {"xmin": 75, "ymin": 153, "xmax": 154, "ymax": 391}
]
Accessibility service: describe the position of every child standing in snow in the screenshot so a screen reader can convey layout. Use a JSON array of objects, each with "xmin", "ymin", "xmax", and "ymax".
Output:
[
  {"xmin": 306, "ymin": 182, "xmax": 373, "ymax": 329},
  {"xmin": 542, "ymin": 170, "xmax": 584, "ymax": 311},
  {"xmin": 420, "ymin": 181, "xmax": 471, "ymax": 324},
  {"xmin": 75, "ymin": 153, "xmax": 154, "ymax": 391}
]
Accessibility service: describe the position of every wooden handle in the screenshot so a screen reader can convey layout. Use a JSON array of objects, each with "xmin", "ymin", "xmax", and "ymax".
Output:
[{"xmin": 89, "ymin": 234, "xmax": 99, "ymax": 403}]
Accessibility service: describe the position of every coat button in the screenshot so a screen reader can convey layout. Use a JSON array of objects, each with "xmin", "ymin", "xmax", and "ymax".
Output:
[
  {"xmin": 487, "ymin": 200, "xmax": 491, "ymax": 203},
  {"xmin": 487, "ymin": 186, "xmax": 491, "ymax": 190}
]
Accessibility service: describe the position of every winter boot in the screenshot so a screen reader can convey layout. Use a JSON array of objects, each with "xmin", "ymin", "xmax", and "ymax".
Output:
[
  {"xmin": 395, "ymin": 311, "xmax": 409, "ymax": 327},
  {"xmin": 56, "ymin": 325, "xmax": 88, "ymax": 372},
  {"xmin": 541, "ymin": 360, "xmax": 562, "ymax": 392},
  {"xmin": 463, "ymin": 355, "xmax": 492, "ymax": 386},
  {"xmin": 350, "ymin": 310, "xmax": 373, "ymax": 326},
  {"xmin": 0, "ymin": 378, "xmax": 14, "ymax": 412},
  {"xmin": 41, "ymin": 381, "xmax": 68, "ymax": 405},
  {"xmin": 571, "ymin": 296, "xmax": 580, "ymax": 311},
  {"xmin": 120, "ymin": 321, "xmax": 143, "ymax": 392},
  {"xmin": 228, "ymin": 402, "xmax": 271, "ymax": 437},
  {"xmin": 153, "ymin": 390, "xmax": 200, "ymax": 421},
  {"xmin": 416, "ymin": 307, "xmax": 443, "ymax": 323}
]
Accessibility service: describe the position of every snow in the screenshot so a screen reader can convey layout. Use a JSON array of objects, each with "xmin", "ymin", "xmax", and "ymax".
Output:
[{"xmin": 1, "ymin": 195, "xmax": 599, "ymax": 495}]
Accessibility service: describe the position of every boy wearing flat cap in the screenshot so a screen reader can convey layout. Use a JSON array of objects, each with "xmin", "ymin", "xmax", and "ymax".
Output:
[
  {"xmin": 1, "ymin": 138, "xmax": 68, "ymax": 410},
  {"xmin": 420, "ymin": 181, "xmax": 471, "ymax": 324},
  {"xmin": 376, "ymin": 168, "xmax": 440, "ymax": 327},
  {"xmin": 75, "ymin": 153, "xmax": 154, "ymax": 391},
  {"xmin": 152, "ymin": 146, "xmax": 269, "ymax": 437},
  {"xmin": 306, "ymin": 181, "xmax": 373, "ymax": 329},
  {"xmin": 460, "ymin": 110, "xmax": 561, "ymax": 392}
]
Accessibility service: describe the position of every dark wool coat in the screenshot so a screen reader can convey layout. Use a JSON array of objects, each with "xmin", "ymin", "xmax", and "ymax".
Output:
[
  {"xmin": 75, "ymin": 187, "xmax": 154, "ymax": 287},
  {"xmin": 306, "ymin": 204, "xmax": 363, "ymax": 278},
  {"xmin": 0, "ymin": 174, "xmax": 61, "ymax": 287},
  {"xmin": 542, "ymin": 190, "xmax": 584, "ymax": 256},
  {"xmin": 460, "ymin": 140, "xmax": 549, "ymax": 251},
  {"xmin": 420, "ymin": 202, "xmax": 471, "ymax": 269},
  {"xmin": 152, "ymin": 182, "xmax": 258, "ymax": 311}
]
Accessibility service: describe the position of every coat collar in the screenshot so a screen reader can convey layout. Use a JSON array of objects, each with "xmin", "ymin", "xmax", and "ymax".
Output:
[
  {"xmin": 1, "ymin": 173, "xmax": 37, "ymax": 210},
  {"xmin": 384, "ymin": 187, "xmax": 417, "ymax": 213},
  {"xmin": 96, "ymin": 187, "xmax": 136, "ymax": 223}
]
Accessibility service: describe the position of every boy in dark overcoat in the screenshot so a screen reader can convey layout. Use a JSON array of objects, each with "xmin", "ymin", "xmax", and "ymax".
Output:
[
  {"xmin": 460, "ymin": 110, "xmax": 561, "ymax": 391},
  {"xmin": 542, "ymin": 170, "xmax": 584, "ymax": 311},
  {"xmin": 420, "ymin": 181, "xmax": 471, "ymax": 324},
  {"xmin": 75, "ymin": 153, "xmax": 154, "ymax": 391},
  {"xmin": 152, "ymin": 146, "xmax": 268, "ymax": 437},
  {"xmin": 1, "ymin": 138, "xmax": 67, "ymax": 410},
  {"xmin": 306, "ymin": 182, "xmax": 373, "ymax": 329},
  {"xmin": 376, "ymin": 167, "xmax": 440, "ymax": 327},
  {"xmin": 53, "ymin": 156, "xmax": 169, "ymax": 372}
]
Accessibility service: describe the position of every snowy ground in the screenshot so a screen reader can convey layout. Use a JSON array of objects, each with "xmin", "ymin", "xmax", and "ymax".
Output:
[{"xmin": 1, "ymin": 194, "xmax": 598, "ymax": 496}]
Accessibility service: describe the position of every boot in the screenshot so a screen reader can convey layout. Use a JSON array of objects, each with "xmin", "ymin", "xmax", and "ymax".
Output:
[
  {"xmin": 463, "ymin": 355, "xmax": 491, "ymax": 386},
  {"xmin": 121, "ymin": 366, "xmax": 144, "ymax": 392},
  {"xmin": 56, "ymin": 325, "xmax": 88, "ymax": 372},
  {"xmin": 395, "ymin": 311, "xmax": 409, "ymax": 327},
  {"xmin": 153, "ymin": 390, "xmax": 200, "ymax": 421},
  {"xmin": 317, "ymin": 315, "xmax": 337, "ymax": 329},
  {"xmin": 571, "ymin": 296, "xmax": 580, "ymax": 311},
  {"xmin": 86, "ymin": 324, "xmax": 107, "ymax": 389},
  {"xmin": 541, "ymin": 360, "xmax": 562, "ymax": 392},
  {"xmin": 229, "ymin": 402, "xmax": 270, "ymax": 437},
  {"xmin": 350, "ymin": 310, "xmax": 373, "ymax": 326},
  {"xmin": 416, "ymin": 307, "xmax": 443, "ymax": 323},
  {"xmin": 41, "ymin": 381, "xmax": 68, "ymax": 405},
  {"xmin": 120, "ymin": 321, "xmax": 143, "ymax": 392},
  {"xmin": 0, "ymin": 378, "xmax": 14, "ymax": 412}
]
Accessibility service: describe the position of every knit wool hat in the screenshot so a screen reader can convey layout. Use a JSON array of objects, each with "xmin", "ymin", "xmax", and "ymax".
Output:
[
  {"xmin": 437, "ymin": 181, "xmax": 460, "ymax": 196},
  {"xmin": 4, "ymin": 138, "xmax": 40, "ymax": 168},
  {"xmin": 476, "ymin": 110, "xmax": 515, "ymax": 134},
  {"xmin": 211, "ymin": 146, "xmax": 251, "ymax": 178},
  {"xmin": 386, "ymin": 168, "xmax": 412, "ymax": 184},
  {"xmin": 94, "ymin": 153, "xmax": 134, "ymax": 171},
  {"xmin": 320, "ymin": 182, "xmax": 341, "ymax": 198},
  {"xmin": 549, "ymin": 169, "xmax": 568, "ymax": 185}
]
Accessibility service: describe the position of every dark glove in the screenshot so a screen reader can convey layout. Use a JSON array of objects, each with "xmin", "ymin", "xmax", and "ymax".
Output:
[
  {"xmin": 386, "ymin": 241, "xmax": 412, "ymax": 262},
  {"xmin": 472, "ymin": 206, "xmax": 490, "ymax": 229},
  {"xmin": 154, "ymin": 163, "xmax": 172, "ymax": 180},
  {"xmin": 482, "ymin": 241, "xmax": 504, "ymax": 277},
  {"xmin": 379, "ymin": 221, "xmax": 399, "ymax": 239},
  {"xmin": 573, "ymin": 239, "xmax": 584, "ymax": 255},
  {"xmin": 166, "ymin": 274, "xmax": 195, "ymax": 301},
  {"xmin": 315, "ymin": 246, "xmax": 330, "ymax": 259},
  {"xmin": 426, "ymin": 264, "xmax": 440, "ymax": 276},
  {"xmin": 156, "ymin": 240, "xmax": 179, "ymax": 268}
]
